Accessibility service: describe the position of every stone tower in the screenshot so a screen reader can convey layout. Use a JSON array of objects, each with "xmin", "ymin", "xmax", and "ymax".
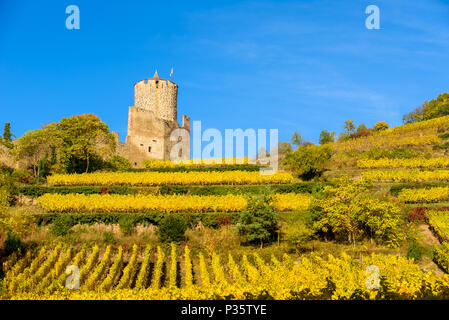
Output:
[{"xmin": 115, "ymin": 71, "xmax": 190, "ymax": 166}]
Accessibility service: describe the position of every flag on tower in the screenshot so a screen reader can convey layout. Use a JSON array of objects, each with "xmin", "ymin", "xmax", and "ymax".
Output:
[{"xmin": 170, "ymin": 67, "xmax": 173, "ymax": 78}]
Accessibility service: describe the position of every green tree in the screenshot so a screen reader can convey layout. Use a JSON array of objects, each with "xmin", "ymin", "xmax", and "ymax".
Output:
[
  {"xmin": 2, "ymin": 123, "xmax": 12, "ymax": 142},
  {"xmin": 319, "ymin": 130, "xmax": 336, "ymax": 145},
  {"xmin": 12, "ymin": 125, "xmax": 60, "ymax": 177},
  {"xmin": 13, "ymin": 114, "xmax": 116, "ymax": 175},
  {"xmin": 283, "ymin": 144, "xmax": 332, "ymax": 180},
  {"xmin": 157, "ymin": 214, "xmax": 188, "ymax": 243},
  {"xmin": 343, "ymin": 120, "xmax": 356, "ymax": 135},
  {"xmin": 238, "ymin": 193, "xmax": 278, "ymax": 248},
  {"xmin": 58, "ymin": 114, "xmax": 116, "ymax": 173}
]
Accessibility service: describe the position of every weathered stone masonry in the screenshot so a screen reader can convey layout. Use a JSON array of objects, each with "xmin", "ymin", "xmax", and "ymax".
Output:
[{"xmin": 114, "ymin": 71, "xmax": 190, "ymax": 166}]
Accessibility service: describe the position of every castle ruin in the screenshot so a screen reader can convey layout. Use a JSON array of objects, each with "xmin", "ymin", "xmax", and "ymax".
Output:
[{"xmin": 115, "ymin": 71, "xmax": 190, "ymax": 166}]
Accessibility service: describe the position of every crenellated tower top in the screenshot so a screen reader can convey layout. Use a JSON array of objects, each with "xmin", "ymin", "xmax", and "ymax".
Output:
[{"xmin": 133, "ymin": 71, "xmax": 178, "ymax": 122}]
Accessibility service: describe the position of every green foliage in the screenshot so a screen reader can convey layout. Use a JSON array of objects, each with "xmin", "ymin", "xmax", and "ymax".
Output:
[
  {"xmin": 0, "ymin": 173, "xmax": 17, "ymax": 205},
  {"xmin": 437, "ymin": 142, "xmax": 449, "ymax": 150},
  {"xmin": 157, "ymin": 214, "xmax": 188, "ymax": 243},
  {"xmin": 283, "ymin": 144, "xmax": 332, "ymax": 180},
  {"xmin": 118, "ymin": 215, "xmax": 136, "ymax": 235},
  {"xmin": 159, "ymin": 182, "xmax": 326, "ymax": 196},
  {"xmin": 11, "ymin": 170, "xmax": 33, "ymax": 184},
  {"xmin": 32, "ymin": 212, "xmax": 240, "ymax": 229},
  {"xmin": 237, "ymin": 193, "xmax": 278, "ymax": 247},
  {"xmin": 319, "ymin": 130, "xmax": 335, "ymax": 145},
  {"xmin": 18, "ymin": 185, "xmax": 136, "ymax": 198},
  {"xmin": 105, "ymin": 155, "xmax": 132, "ymax": 171},
  {"xmin": 50, "ymin": 215, "xmax": 74, "ymax": 236},
  {"xmin": 13, "ymin": 114, "xmax": 116, "ymax": 175},
  {"xmin": 406, "ymin": 239, "xmax": 423, "ymax": 262},
  {"xmin": 102, "ymin": 231, "xmax": 115, "ymax": 244},
  {"xmin": 439, "ymin": 133, "xmax": 449, "ymax": 140},
  {"xmin": 2, "ymin": 123, "xmax": 12, "ymax": 142},
  {"xmin": 403, "ymin": 93, "xmax": 449, "ymax": 124},
  {"xmin": 309, "ymin": 177, "xmax": 405, "ymax": 247},
  {"xmin": 281, "ymin": 212, "xmax": 313, "ymax": 249},
  {"xmin": 3, "ymin": 232, "xmax": 25, "ymax": 257}
]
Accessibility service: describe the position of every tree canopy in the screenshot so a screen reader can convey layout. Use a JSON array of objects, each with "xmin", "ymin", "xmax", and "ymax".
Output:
[
  {"xmin": 13, "ymin": 114, "xmax": 116, "ymax": 175},
  {"xmin": 403, "ymin": 93, "xmax": 449, "ymax": 124}
]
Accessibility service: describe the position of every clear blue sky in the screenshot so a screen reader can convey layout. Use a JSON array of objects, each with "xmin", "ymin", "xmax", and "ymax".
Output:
[{"xmin": 1, "ymin": 0, "xmax": 448, "ymax": 145}]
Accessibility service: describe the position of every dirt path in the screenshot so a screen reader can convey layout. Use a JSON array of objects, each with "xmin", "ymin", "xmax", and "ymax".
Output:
[
  {"xmin": 417, "ymin": 224, "xmax": 444, "ymax": 275},
  {"xmin": 419, "ymin": 224, "xmax": 441, "ymax": 247}
]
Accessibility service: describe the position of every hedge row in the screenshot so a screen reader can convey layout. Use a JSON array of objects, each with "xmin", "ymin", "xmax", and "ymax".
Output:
[
  {"xmin": 18, "ymin": 185, "xmax": 139, "ymax": 198},
  {"xmin": 158, "ymin": 182, "xmax": 327, "ymax": 196},
  {"xmin": 31, "ymin": 212, "xmax": 241, "ymax": 229},
  {"xmin": 127, "ymin": 164, "xmax": 265, "ymax": 173},
  {"xmin": 20, "ymin": 182, "xmax": 328, "ymax": 198},
  {"xmin": 390, "ymin": 182, "xmax": 449, "ymax": 197}
]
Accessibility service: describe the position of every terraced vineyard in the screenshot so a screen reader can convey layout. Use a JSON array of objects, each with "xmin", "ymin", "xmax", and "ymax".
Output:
[{"xmin": 4, "ymin": 243, "xmax": 449, "ymax": 300}]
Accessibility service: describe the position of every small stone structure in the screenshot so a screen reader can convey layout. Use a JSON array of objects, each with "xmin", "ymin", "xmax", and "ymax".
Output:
[{"xmin": 114, "ymin": 71, "xmax": 190, "ymax": 167}]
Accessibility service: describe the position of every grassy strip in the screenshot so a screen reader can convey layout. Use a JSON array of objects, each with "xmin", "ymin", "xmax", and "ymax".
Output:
[
  {"xmin": 20, "ymin": 182, "xmax": 329, "ymax": 198},
  {"xmin": 31, "ymin": 212, "xmax": 242, "ymax": 228}
]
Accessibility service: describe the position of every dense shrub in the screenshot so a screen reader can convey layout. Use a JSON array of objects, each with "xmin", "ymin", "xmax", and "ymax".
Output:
[
  {"xmin": 18, "ymin": 185, "xmax": 137, "ymax": 198},
  {"xmin": 439, "ymin": 132, "xmax": 449, "ymax": 140},
  {"xmin": 406, "ymin": 239, "xmax": 423, "ymax": 262},
  {"xmin": 157, "ymin": 215, "xmax": 188, "ymax": 243},
  {"xmin": 283, "ymin": 144, "xmax": 332, "ymax": 180},
  {"xmin": 118, "ymin": 216, "xmax": 136, "ymax": 235},
  {"xmin": 0, "ymin": 173, "xmax": 18, "ymax": 205},
  {"xmin": 31, "ymin": 212, "xmax": 241, "ymax": 228},
  {"xmin": 50, "ymin": 215, "xmax": 74, "ymax": 236},
  {"xmin": 281, "ymin": 212, "xmax": 313, "ymax": 249},
  {"xmin": 105, "ymin": 155, "xmax": 132, "ymax": 171},
  {"xmin": 238, "ymin": 194, "xmax": 278, "ymax": 248},
  {"xmin": 3, "ymin": 232, "xmax": 25, "ymax": 257},
  {"xmin": 102, "ymin": 231, "xmax": 115, "ymax": 244}
]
